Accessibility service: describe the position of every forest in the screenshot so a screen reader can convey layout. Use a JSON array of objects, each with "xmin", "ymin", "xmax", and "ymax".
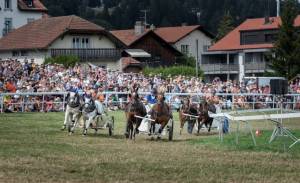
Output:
[{"xmin": 41, "ymin": 0, "xmax": 299, "ymax": 33}]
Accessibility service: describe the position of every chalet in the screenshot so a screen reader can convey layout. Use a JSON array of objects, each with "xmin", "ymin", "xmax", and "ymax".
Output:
[
  {"xmin": 0, "ymin": 15, "xmax": 125, "ymax": 69},
  {"xmin": 111, "ymin": 21, "xmax": 182, "ymax": 67},
  {"xmin": 154, "ymin": 25, "xmax": 213, "ymax": 63},
  {"xmin": 0, "ymin": 0, "xmax": 48, "ymax": 38},
  {"xmin": 202, "ymin": 15, "xmax": 300, "ymax": 82}
]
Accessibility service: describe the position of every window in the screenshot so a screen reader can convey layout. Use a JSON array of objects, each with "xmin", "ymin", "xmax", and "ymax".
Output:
[
  {"xmin": 4, "ymin": 0, "xmax": 11, "ymax": 9},
  {"xmin": 72, "ymin": 37, "xmax": 90, "ymax": 48},
  {"xmin": 27, "ymin": 18, "xmax": 35, "ymax": 23},
  {"xmin": 12, "ymin": 51, "xmax": 20, "ymax": 57},
  {"xmin": 25, "ymin": 0, "xmax": 33, "ymax": 7},
  {"xmin": 265, "ymin": 34, "xmax": 276, "ymax": 43},
  {"xmin": 3, "ymin": 18, "xmax": 13, "ymax": 36},
  {"xmin": 181, "ymin": 45, "xmax": 189, "ymax": 55},
  {"xmin": 21, "ymin": 51, "xmax": 28, "ymax": 56}
]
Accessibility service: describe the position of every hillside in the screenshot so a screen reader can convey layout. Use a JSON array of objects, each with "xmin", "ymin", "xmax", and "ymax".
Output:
[{"xmin": 41, "ymin": 0, "xmax": 299, "ymax": 33}]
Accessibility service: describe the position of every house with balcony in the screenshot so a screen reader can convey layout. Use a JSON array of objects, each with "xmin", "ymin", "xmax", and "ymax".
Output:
[
  {"xmin": 0, "ymin": 15, "xmax": 125, "ymax": 69},
  {"xmin": 202, "ymin": 15, "xmax": 300, "ymax": 82},
  {"xmin": 0, "ymin": 0, "xmax": 48, "ymax": 38}
]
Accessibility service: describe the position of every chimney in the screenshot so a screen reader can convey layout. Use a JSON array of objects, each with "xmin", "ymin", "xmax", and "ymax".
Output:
[
  {"xmin": 150, "ymin": 24, "xmax": 155, "ymax": 31},
  {"xmin": 264, "ymin": 16, "xmax": 270, "ymax": 24},
  {"xmin": 134, "ymin": 21, "xmax": 145, "ymax": 36}
]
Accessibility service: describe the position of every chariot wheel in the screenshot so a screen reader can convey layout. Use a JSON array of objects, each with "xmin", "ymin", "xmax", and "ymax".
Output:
[{"xmin": 168, "ymin": 119, "xmax": 174, "ymax": 141}]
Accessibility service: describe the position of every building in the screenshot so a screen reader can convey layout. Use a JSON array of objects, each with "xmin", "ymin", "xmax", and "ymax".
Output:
[
  {"xmin": 111, "ymin": 22, "xmax": 182, "ymax": 67},
  {"xmin": 0, "ymin": 15, "xmax": 125, "ymax": 69},
  {"xmin": 202, "ymin": 16, "xmax": 300, "ymax": 82},
  {"xmin": 154, "ymin": 25, "xmax": 213, "ymax": 64},
  {"xmin": 0, "ymin": 0, "xmax": 48, "ymax": 38}
]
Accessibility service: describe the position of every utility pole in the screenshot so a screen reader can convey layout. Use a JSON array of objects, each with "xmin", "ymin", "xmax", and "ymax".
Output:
[
  {"xmin": 277, "ymin": 0, "xmax": 281, "ymax": 17},
  {"xmin": 140, "ymin": 10, "xmax": 149, "ymax": 26}
]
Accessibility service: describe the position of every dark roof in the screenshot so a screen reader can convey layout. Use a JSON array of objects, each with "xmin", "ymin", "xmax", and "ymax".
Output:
[{"xmin": 111, "ymin": 30, "xmax": 182, "ymax": 56}]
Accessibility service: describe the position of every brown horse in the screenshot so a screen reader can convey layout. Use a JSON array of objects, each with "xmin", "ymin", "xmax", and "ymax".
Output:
[
  {"xmin": 124, "ymin": 91, "xmax": 147, "ymax": 139},
  {"xmin": 149, "ymin": 95, "xmax": 173, "ymax": 140},
  {"xmin": 197, "ymin": 101, "xmax": 214, "ymax": 133},
  {"xmin": 179, "ymin": 98, "xmax": 199, "ymax": 135}
]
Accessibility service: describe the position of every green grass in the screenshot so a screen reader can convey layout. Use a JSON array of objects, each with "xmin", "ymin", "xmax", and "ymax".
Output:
[{"xmin": 0, "ymin": 111, "xmax": 300, "ymax": 183}]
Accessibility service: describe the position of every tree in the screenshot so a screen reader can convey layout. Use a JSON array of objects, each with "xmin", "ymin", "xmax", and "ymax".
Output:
[
  {"xmin": 268, "ymin": 0, "xmax": 300, "ymax": 79},
  {"xmin": 215, "ymin": 11, "xmax": 234, "ymax": 41}
]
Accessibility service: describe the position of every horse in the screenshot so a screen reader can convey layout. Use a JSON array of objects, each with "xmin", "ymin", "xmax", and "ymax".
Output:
[
  {"xmin": 179, "ymin": 97, "xmax": 199, "ymax": 135},
  {"xmin": 124, "ymin": 91, "xmax": 147, "ymax": 139},
  {"xmin": 62, "ymin": 91, "xmax": 82, "ymax": 134},
  {"xmin": 149, "ymin": 95, "xmax": 173, "ymax": 140},
  {"xmin": 197, "ymin": 101, "xmax": 214, "ymax": 133},
  {"xmin": 82, "ymin": 96, "xmax": 103, "ymax": 136}
]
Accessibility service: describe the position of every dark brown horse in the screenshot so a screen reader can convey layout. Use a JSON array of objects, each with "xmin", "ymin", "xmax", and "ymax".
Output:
[
  {"xmin": 179, "ymin": 98, "xmax": 199, "ymax": 135},
  {"xmin": 125, "ymin": 91, "xmax": 147, "ymax": 139},
  {"xmin": 197, "ymin": 101, "xmax": 214, "ymax": 133},
  {"xmin": 149, "ymin": 95, "xmax": 173, "ymax": 140}
]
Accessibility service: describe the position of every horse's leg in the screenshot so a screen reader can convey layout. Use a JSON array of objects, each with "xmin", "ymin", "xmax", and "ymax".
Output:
[
  {"xmin": 83, "ymin": 117, "xmax": 92, "ymax": 136},
  {"xmin": 157, "ymin": 119, "xmax": 168, "ymax": 140},
  {"xmin": 197, "ymin": 118, "xmax": 201, "ymax": 134},
  {"xmin": 208, "ymin": 118, "xmax": 214, "ymax": 132},
  {"xmin": 179, "ymin": 116, "xmax": 185, "ymax": 135},
  {"xmin": 62, "ymin": 107, "xmax": 69, "ymax": 130}
]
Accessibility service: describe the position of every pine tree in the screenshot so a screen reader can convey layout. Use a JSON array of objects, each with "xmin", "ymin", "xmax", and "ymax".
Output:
[
  {"xmin": 215, "ymin": 11, "xmax": 234, "ymax": 41},
  {"xmin": 268, "ymin": 0, "xmax": 300, "ymax": 79}
]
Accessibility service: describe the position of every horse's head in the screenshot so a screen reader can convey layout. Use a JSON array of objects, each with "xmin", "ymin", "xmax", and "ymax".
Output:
[
  {"xmin": 181, "ymin": 98, "xmax": 190, "ymax": 113},
  {"xmin": 83, "ymin": 96, "xmax": 93, "ymax": 109},
  {"xmin": 68, "ymin": 92, "xmax": 80, "ymax": 106}
]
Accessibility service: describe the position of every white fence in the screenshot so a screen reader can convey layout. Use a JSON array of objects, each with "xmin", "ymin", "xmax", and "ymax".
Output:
[{"xmin": 1, "ymin": 92, "xmax": 300, "ymax": 113}]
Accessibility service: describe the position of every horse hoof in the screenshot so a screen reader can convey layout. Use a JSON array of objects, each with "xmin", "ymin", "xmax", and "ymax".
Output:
[
  {"xmin": 61, "ymin": 125, "xmax": 66, "ymax": 131},
  {"xmin": 157, "ymin": 136, "xmax": 161, "ymax": 140},
  {"xmin": 150, "ymin": 137, "xmax": 155, "ymax": 141}
]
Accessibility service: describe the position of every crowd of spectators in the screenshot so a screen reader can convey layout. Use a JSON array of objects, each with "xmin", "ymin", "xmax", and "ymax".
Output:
[{"xmin": 1, "ymin": 59, "xmax": 300, "ymax": 113}]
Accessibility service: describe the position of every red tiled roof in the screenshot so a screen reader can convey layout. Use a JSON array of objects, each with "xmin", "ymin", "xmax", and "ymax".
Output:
[
  {"xmin": 0, "ymin": 16, "xmax": 104, "ymax": 51},
  {"xmin": 121, "ymin": 57, "xmax": 141, "ymax": 70},
  {"xmin": 110, "ymin": 29, "xmax": 151, "ymax": 46},
  {"xmin": 209, "ymin": 15, "xmax": 300, "ymax": 52},
  {"xmin": 154, "ymin": 25, "xmax": 213, "ymax": 43},
  {"xmin": 111, "ymin": 25, "xmax": 213, "ymax": 45},
  {"xmin": 18, "ymin": 0, "xmax": 48, "ymax": 12}
]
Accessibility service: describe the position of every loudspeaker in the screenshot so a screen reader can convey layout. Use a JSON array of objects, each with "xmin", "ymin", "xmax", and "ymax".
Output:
[{"xmin": 270, "ymin": 79, "xmax": 288, "ymax": 95}]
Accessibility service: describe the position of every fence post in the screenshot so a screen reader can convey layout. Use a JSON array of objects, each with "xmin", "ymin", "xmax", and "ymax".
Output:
[
  {"xmin": 62, "ymin": 93, "xmax": 66, "ymax": 112},
  {"xmin": 231, "ymin": 94, "xmax": 234, "ymax": 110},
  {"xmin": 0, "ymin": 94, "xmax": 3, "ymax": 113},
  {"xmin": 22, "ymin": 96, "xmax": 25, "ymax": 113},
  {"xmin": 41, "ymin": 94, "xmax": 45, "ymax": 112}
]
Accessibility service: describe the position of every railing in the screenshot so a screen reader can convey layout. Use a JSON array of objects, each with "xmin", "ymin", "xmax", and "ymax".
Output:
[
  {"xmin": 201, "ymin": 64, "xmax": 239, "ymax": 74},
  {"xmin": 50, "ymin": 48, "xmax": 122, "ymax": 61},
  {"xmin": 245, "ymin": 62, "xmax": 268, "ymax": 73},
  {"xmin": 1, "ymin": 92, "xmax": 300, "ymax": 113}
]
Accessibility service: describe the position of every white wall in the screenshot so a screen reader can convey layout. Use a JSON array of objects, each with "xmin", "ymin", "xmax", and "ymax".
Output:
[
  {"xmin": 0, "ymin": 0, "xmax": 44, "ymax": 38},
  {"xmin": 174, "ymin": 30, "xmax": 212, "ymax": 64},
  {"xmin": 0, "ymin": 33, "xmax": 118, "ymax": 65},
  {"xmin": 0, "ymin": 50, "xmax": 48, "ymax": 65},
  {"xmin": 49, "ymin": 35, "xmax": 116, "ymax": 49}
]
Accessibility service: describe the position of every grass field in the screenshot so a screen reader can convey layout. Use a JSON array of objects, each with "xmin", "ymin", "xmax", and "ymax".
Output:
[{"xmin": 0, "ymin": 111, "xmax": 300, "ymax": 183}]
